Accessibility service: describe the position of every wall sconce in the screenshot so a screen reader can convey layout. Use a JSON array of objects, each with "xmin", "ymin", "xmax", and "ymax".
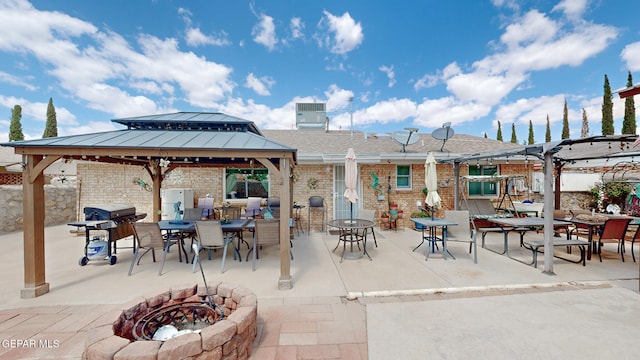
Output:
[{"xmin": 325, "ymin": 165, "xmax": 331, "ymax": 173}]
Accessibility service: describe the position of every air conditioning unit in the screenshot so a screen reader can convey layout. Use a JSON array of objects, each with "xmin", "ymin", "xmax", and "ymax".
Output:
[{"xmin": 296, "ymin": 103, "xmax": 327, "ymax": 130}]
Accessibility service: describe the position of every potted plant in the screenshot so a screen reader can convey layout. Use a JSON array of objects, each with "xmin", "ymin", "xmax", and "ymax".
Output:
[
  {"xmin": 410, "ymin": 209, "xmax": 430, "ymax": 230},
  {"xmin": 380, "ymin": 211, "xmax": 390, "ymax": 227}
]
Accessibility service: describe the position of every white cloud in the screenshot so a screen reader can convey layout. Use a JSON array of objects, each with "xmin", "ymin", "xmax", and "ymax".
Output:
[
  {"xmin": 0, "ymin": 1, "xmax": 237, "ymax": 115},
  {"xmin": 320, "ymin": 10, "xmax": 363, "ymax": 55},
  {"xmin": 427, "ymin": 6, "xmax": 618, "ymax": 121},
  {"xmin": 252, "ymin": 13, "xmax": 278, "ymax": 51},
  {"xmin": 494, "ymin": 95, "xmax": 566, "ymax": 126},
  {"xmin": 413, "ymin": 74, "xmax": 439, "ymax": 91},
  {"xmin": 621, "ymin": 42, "xmax": 640, "ymax": 72},
  {"xmin": 244, "ymin": 73, "xmax": 274, "ymax": 96},
  {"xmin": 0, "ymin": 71, "xmax": 38, "ymax": 91},
  {"xmin": 415, "ymin": 97, "xmax": 492, "ymax": 128},
  {"xmin": 500, "ymin": 10, "xmax": 557, "ymax": 49},
  {"xmin": 379, "ymin": 65, "xmax": 396, "ymax": 88},
  {"xmin": 332, "ymin": 98, "xmax": 416, "ymax": 129},
  {"xmin": 290, "ymin": 17, "xmax": 305, "ymax": 40},
  {"xmin": 552, "ymin": 0, "xmax": 588, "ymax": 21},
  {"xmin": 185, "ymin": 27, "xmax": 230, "ymax": 47},
  {"xmin": 324, "ymin": 84, "xmax": 354, "ymax": 112}
]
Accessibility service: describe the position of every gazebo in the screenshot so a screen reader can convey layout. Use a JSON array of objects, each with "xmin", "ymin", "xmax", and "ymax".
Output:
[{"xmin": 1, "ymin": 112, "xmax": 297, "ymax": 298}]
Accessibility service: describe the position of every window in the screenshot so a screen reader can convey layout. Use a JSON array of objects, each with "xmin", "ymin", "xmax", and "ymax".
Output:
[
  {"xmin": 468, "ymin": 165, "xmax": 498, "ymax": 196},
  {"xmin": 225, "ymin": 168, "xmax": 269, "ymax": 199},
  {"xmin": 396, "ymin": 165, "xmax": 411, "ymax": 189}
]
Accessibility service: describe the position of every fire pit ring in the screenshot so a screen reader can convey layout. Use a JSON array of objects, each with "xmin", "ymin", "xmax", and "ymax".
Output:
[
  {"xmin": 132, "ymin": 301, "xmax": 223, "ymax": 341},
  {"xmin": 83, "ymin": 282, "xmax": 257, "ymax": 360}
]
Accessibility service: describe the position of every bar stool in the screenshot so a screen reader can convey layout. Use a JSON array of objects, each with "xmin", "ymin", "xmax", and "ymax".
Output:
[
  {"xmin": 308, "ymin": 196, "xmax": 326, "ymax": 232},
  {"xmin": 293, "ymin": 204, "xmax": 305, "ymax": 236}
]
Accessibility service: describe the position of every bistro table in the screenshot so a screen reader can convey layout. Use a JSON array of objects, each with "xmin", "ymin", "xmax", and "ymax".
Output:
[
  {"xmin": 411, "ymin": 217, "xmax": 458, "ymax": 261},
  {"xmin": 488, "ymin": 217, "xmax": 573, "ymax": 264},
  {"xmin": 326, "ymin": 219, "xmax": 374, "ymax": 262}
]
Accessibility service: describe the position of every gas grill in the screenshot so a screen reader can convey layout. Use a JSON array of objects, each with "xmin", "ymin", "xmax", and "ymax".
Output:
[{"xmin": 69, "ymin": 204, "xmax": 146, "ymax": 266}]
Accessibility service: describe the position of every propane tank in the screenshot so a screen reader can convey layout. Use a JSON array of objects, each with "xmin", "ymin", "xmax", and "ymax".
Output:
[{"xmin": 87, "ymin": 235, "xmax": 108, "ymax": 260}]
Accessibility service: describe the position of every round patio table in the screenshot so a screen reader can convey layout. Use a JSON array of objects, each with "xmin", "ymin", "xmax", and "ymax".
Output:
[{"xmin": 326, "ymin": 219, "xmax": 374, "ymax": 262}]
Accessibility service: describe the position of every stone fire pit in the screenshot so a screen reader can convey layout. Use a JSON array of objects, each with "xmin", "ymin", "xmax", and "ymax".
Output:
[{"xmin": 83, "ymin": 282, "xmax": 257, "ymax": 360}]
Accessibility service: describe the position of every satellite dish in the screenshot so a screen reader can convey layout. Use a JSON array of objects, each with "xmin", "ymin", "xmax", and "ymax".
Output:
[
  {"xmin": 431, "ymin": 123, "xmax": 454, "ymax": 151},
  {"xmin": 392, "ymin": 128, "xmax": 419, "ymax": 152}
]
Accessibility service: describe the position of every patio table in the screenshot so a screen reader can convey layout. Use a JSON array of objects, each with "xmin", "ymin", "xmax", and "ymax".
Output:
[
  {"xmin": 327, "ymin": 219, "xmax": 374, "ymax": 262},
  {"xmin": 410, "ymin": 217, "xmax": 458, "ymax": 261},
  {"xmin": 158, "ymin": 219, "xmax": 254, "ymax": 263},
  {"xmin": 560, "ymin": 215, "xmax": 640, "ymax": 260},
  {"xmin": 488, "ymin": 217, "xmax": 572, "ymax": 264}
]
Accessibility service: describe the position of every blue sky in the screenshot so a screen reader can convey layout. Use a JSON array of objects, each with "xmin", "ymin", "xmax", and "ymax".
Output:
[{"xmin": 0, "ymin": 0, "xmax": 639, "ymax": 143}]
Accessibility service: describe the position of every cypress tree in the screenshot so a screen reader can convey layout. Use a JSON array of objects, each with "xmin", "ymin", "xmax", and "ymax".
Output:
[
  {"xmin": 581, "ymin": 108, "xmax": 589, "ymax": 138},
  {"xmin": 9, "ymin": 105, "xmax": 24, "ymax": 141},
  {"xmin": 602, "ymin": 74, "xmax": 614, "ymax": 135},
  {"xmin": 42, "ymin": 97, "xmax": 58, "ymax": 138},
  {"xmin": 561, "ymin": 99, "xmax": 570, "ymax": 139},
  {"xmin": 545, "ymin": 115, "xmax": 551, "ymax": 142},
  {"xmin": 496, "ymin": 121, "xmax": 503, "ymax": 141},
  {"xmin": 510, "ymin": 123, "xmax": 517, "ymax": 143},
  {"xmin": 528, "ymin": 120, "xmax": 534, "ymax": 144},
  {"xmin": 622, "ymin": 71, "xmax": 636, "ymax": 134}
]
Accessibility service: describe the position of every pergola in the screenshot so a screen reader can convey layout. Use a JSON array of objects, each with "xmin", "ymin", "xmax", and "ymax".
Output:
[
  {"xmin": 1, "ymin": 112, "xmax": 298, "ymax": 298},
  {"xmin": 453, "ymin": 134, "xmax": 640, "ymax": 275}
]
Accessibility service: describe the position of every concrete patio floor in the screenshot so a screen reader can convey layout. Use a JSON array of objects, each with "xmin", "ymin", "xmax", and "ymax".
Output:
[{"xmin": 0, "ymin": 223, "xmax": 639, "ymax": 359}]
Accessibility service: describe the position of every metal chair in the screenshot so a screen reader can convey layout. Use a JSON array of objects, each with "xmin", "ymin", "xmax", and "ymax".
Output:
[
  {"xmin": 247, "ymin": 219, "xmax": 293, "ymax": 271},
  {"xmin": 308, "ymin": 196, "xmax": 326, "ymax": 232},
  {"xmin": 358, "ymin": 209, "xmax": 378, "ymax": 247},
  {"xmin": 241, "ymin": 197, "xmax": 263, "ymax": 219},
  {"xmin": 130, "ymin": 223, "xmax": 174, "ymax": 276},
  {"xmin": 183, "ymin": 207, "xmax": 205, "ymax": 220},
  {"xmin": 191, "ymin": 221, "xmax": 234, "ymax": 273},
  {"xmin": 266, "ymin": 196, "xmax": 280, "ymax": 218},
  {"xmin": 444, "ymin": 210, "xmax": 478, "ymax": 263},
  {"xmin": 197, "ymin": 197, "xmax": 215, "ymax": 219},
  {"xmin": 596, "ymin": 217, "xmax": 631, "ymax": 262}
]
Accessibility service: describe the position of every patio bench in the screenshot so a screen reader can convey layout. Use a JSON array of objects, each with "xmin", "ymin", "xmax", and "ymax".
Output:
[{"xmin": 522, "ymin": 238, "xmax": 589, "ymax": 268}]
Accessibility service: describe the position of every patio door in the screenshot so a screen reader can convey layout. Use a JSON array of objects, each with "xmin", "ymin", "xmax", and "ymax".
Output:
[{"xmin": 334, "ymin": 165, "xmax": 360, "ymax": 219}]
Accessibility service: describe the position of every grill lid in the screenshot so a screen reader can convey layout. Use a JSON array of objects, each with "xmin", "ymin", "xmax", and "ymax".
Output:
[{"xmin": 84, "ymin": 204, "xmax": 136, "ymax": 220}]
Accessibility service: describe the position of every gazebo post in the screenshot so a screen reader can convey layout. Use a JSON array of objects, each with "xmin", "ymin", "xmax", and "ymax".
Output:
[
  {"xmin": 21, "ymin": 154, "xmax": 50, "ymax": 298},
  {"xmin": 542, "ymin": 151, "xmax": 555, "ymax": 275},
  {"xmin": 278, "ymin": 158, "xmax": 292, "ymax": 289}
]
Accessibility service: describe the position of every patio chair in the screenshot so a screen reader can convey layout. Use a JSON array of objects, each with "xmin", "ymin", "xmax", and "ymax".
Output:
[
  {"xmin": 247, "ymin": 219, "xmax": 293, "ymax": 271},
  {"xmin": 595, "ymin": 217, "xmax": 632, "ymax": 262},
  {"xmin": 461, "ymin": 199, "xmax": 512, "ymax": 245},
  {"xmin": 183, "ymin": 207, "xmax": 205, "ymax": 220},
  {"xmin": 130, "ymin": 222, "xmax": 175, "ymax": 276},
  {"xmin": 357, "ymin": 209, "xmax": 378, "ymax": 247},
  {"xmin": 266, "ymin": 196, "xmax": 281, "ymax": 218},
  {"xmin": 241, "ymin": 197, "xmax": 263, "ymax": 219},
  {"xmin": 444, "ymin": 210, "xmax": 478, "ymax": 263},
  {"xmin": 308, "ymin": 196, "xmax": 326, "ymax": 232},
  {"xmin": 629, "ymin": 225, "xmax": 640, "ymax": 262},
  {"xmin": 197, "ymin": 197, "xmax": 215, "ymax": 219},
  {"xmin": 191, "ymin": 221, "xmax": 234, "ymax": 273}
]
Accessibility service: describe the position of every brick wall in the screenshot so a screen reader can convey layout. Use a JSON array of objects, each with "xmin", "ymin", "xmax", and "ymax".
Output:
[{"xmin": 77, "ymin": 162, "xmax": 532, "ymax": 229}]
